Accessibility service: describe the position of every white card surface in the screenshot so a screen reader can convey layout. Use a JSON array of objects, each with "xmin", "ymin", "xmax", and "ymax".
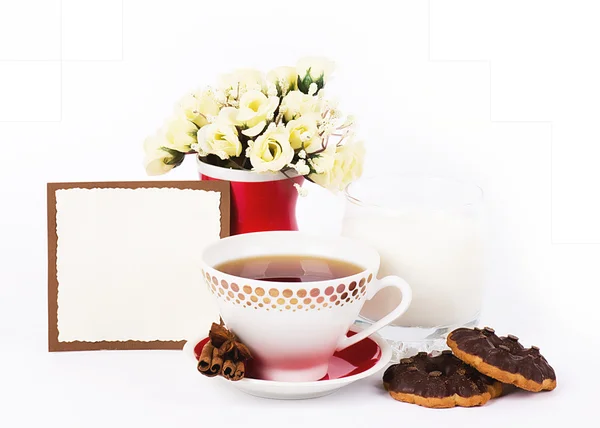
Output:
[{"xmin": 54, "ymin": 187, "xmax": 221, "ymax": 342}]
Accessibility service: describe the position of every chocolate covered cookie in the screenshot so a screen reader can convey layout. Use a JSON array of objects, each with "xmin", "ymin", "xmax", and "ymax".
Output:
[
  {"xmin": 383, "ymin": 351, "xmax": 503, "ymax": 408},
  {"xmin": 447, "ymin": 327, "xmax": 556, "ymax": 392}
]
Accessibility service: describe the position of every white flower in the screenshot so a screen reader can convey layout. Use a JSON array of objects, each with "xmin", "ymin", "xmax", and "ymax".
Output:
[
  {"xmin": 340, "ymin": 114, "xmax": 355, "ymax": 129},
  {"xmin": 212, "ymin": 88, "xmax": 228, "ymax": 105},
  {"xmin": 308, "ymin": 139, "xmax": 365, "ymax": 192},
  {"xmin": 289, "ymin": 158, "xmax": 311, "ymax": 176},
  {"xmin": 143, "ymin": 134, "xmax": 184, "ymax": 176},
  {"xmin": 163, "ymin": 116, "xmax": 198, "ymax": 152},
  {"xmin": 266, "ymin": 82, "xmax": 278, "ymax": 97},
  {"xmin": 267, "ymin": 66, "xmax": 298, "ymax": 96},
  {"xmin": 339, "ymin": 139, "xmax": 365, "ymax": 184},
  {"xmin": 230, "ymin": 90, "xmax": 279, "ymax": 137},
  {"xmin": 308, "ymin": 144, "xmax": 336, "ymax": 174},
  {"xmin": 294, "ymin": 183, "xmax": 308, "ymax": 197},
  {"xmin": 296, "ymin": 57, "xmax": 335, "ymax": 93},
  {"xmin": 248, "ymin": 123, "xmax": 294, "ymax": 173},
  {"xmin": 176, "ymin": 89, "xmax": 220, "ymax": 128},
  {"xmin": 279, "ymin": 90, "xmax": 321, "ymax": 122},
  {"xmin": 218, "ymin": 68, "xmax": 267, "ymax": 101},
  {"xmin": 285, "ymin": 113, "xmax": 322, "ymax": 152},
  {"xmin": 296, "ymin": 57, "xmax": 335, "ymax": 81},
  {"xmin": 195, "ymin": 118, "xmax": 242, "ymax": 160}
]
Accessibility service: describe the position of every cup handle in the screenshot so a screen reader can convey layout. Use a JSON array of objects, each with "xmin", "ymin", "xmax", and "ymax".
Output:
[{"xmin": 336, "ymin": 275, "xmax": 412, "ymax": 351}]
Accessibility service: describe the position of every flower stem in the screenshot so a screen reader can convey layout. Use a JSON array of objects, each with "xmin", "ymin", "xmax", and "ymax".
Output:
[
  {"xmin": 281, "ymin": 168, "xmax": 302, "ymax": 183},
  {"xmin": 226, "ymin": 159, "xmax": 244, "ymax": 170}
]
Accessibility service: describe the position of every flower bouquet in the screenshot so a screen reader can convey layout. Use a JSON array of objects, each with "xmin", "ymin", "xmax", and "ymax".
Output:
[{"xmin": 143, "ymin": 57, "xmax": 365, "ymax": 234}]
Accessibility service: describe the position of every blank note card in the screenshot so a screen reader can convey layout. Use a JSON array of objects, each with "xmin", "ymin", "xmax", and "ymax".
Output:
[{"xmin": 47, "ymin": 181, "xmax": 230, "ymax": 351}]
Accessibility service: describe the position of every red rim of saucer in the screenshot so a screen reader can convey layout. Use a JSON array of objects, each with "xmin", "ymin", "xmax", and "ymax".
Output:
[{"xmin": 193, "ymin": 331, "xmax": 382, "ymax": 381}]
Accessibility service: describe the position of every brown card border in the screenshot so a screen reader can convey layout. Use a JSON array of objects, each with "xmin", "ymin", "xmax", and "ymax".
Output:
[{"xmin": 47, "ymin": 180, "xmax": 230, "ymax": 352}]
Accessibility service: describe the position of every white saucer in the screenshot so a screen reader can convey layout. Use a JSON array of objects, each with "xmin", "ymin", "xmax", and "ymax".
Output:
[{"xmin": 182, "ymin": 325, "xmax": 392, "ymax": 400}]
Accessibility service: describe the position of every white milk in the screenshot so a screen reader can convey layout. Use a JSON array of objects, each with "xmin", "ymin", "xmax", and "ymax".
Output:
[{"xmin": 342, "ymin": 207, "xmax": 483, "ymax": 328}]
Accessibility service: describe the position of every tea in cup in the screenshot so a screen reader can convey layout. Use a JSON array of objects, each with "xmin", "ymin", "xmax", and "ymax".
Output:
[{"xmin": 200, "ymin": 231, "xmax": 412, "ymax": 382}]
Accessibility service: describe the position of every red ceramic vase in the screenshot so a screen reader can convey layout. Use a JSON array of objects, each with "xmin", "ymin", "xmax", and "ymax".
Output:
[{"xmin": 197, "ymin": 159, "xmax": 304, "ymax": 235}]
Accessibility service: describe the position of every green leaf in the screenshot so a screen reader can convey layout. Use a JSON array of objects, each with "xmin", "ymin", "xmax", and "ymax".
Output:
[
  {"xmin": 297, "ymin": 69, "xmax": 325, "ymax": 94},
  {"xmin": 297, "ymin": 73, "xmax": 313, "ymax": 94},
  {"xmin": 315, "ymin": 75, "xmax": 325, "ymax": 91},
  {"xmin": 161, "ymin": 147, "xmax": 185, "ymax": 167}
]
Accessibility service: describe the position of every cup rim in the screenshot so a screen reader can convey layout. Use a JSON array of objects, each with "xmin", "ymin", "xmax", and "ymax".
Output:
[{"xmin": 201, "ymin": 231, "xmax": 378, "ymax": 288}]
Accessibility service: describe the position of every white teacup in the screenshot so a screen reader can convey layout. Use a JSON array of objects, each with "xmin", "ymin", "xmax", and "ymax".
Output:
[{"xmin": 200, "ymin": 231, "xmax": 412, "ymax": 382}]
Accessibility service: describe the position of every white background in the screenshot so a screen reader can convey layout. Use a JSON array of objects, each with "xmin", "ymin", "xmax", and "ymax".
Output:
[{"xmin": 0, "ymin": 0, "xmax": 598, "ymax": 426}]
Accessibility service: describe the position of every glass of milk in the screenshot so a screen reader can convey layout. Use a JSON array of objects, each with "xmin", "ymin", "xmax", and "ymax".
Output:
[{"xmin": 342, "ymin": 174, "xmax": 484, "ymax": 356}]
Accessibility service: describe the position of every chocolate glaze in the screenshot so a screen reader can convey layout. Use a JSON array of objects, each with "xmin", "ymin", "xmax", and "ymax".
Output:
[
  {"xmin": 448, "ymin": 327, "xmax": 556, "ymax": 384},
  {"xmin": 383, "ymin": 351, "xmax": 498, "ymax": 398}
]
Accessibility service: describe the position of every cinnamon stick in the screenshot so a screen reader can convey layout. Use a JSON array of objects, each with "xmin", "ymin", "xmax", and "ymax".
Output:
[
  {"xmin": 209, "ymin": 346, "xmax": 223, "ymax": 376},
  {"xmin": 232, "ymin": 361, "xmax": 245, "ymax": 381},
  {"xmin": 197, "ymin": 342, "xmax": 216, "ymax": 376},
  {"xmin": 221, "ymin": 359, "xmax": 237, "ymax": 380}
]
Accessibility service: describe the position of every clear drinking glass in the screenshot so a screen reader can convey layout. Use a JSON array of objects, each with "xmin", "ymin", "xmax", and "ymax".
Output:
[{"xmin": 342, "ymin": 174, "xmax": 484, "ymax": 358}]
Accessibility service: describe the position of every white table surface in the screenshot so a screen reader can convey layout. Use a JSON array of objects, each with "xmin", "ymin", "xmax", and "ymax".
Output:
[{"xmin": 1, "ymin": 306, "xmax": 592, "ymax": 428}]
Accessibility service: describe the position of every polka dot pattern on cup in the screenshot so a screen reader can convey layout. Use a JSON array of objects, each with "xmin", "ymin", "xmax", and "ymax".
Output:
[{"xmin": 202, "ymin": 269, "xmax": 372, "ymax": 311}]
